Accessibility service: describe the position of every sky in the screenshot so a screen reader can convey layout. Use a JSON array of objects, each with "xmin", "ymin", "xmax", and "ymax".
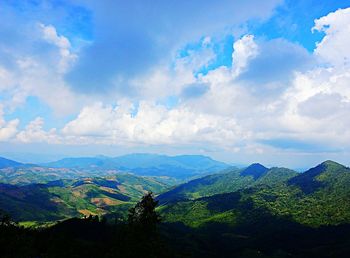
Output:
[{"xmin": 1, "ymin": 0, "xmax": 350, "ymax": 167}]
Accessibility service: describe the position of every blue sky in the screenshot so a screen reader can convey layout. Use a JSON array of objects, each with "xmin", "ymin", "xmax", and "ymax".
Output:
[{"xmin": 1, "ymin": 0, "xmax": 350, "ymax": 167}]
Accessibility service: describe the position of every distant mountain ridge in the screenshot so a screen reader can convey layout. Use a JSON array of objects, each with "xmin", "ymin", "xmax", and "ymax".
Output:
[
  {"xmin": 42, "ymin": 153, "xmax": 229, "ymax": 179},
  {"xmin": 0, "ymin": 157, "xmax": 24, "ymax": 169}
]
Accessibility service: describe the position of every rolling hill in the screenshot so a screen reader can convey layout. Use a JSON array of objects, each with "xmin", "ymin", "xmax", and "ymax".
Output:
[{"xmin": 0, "ymin": 174, "xmax": 171, "ymax": 222}]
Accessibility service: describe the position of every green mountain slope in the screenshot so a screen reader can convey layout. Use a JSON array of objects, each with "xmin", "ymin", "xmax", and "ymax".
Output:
[
  {"xmin": 157, "ymin": 164, "xmax": 297, "ymax": 204},
  {"xmin": 159, "ymin": 160, "xmax": 350, "ymax": 227}
]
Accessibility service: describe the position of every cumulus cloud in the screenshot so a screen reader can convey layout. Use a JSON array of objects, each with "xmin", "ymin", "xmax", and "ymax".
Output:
[
  {"xmin": 61, "ymin": 101, "xmax": 247, "ymax": 147},
  {"xmin": 0, "ymin": 105, "xmax": 19, "ymax": 141},
  {"xmin": 237, "ymin": 38, "xmax": 313, "ymax": 89},
  {"xmin": 3, "ymin": 4, "xmax": 350, "ymax": 164},
  {"xmin": 312, "ymin": 7, "xmax": 350, "ymax": 68},
  {"xmin": 39, "ymin": 23, "xmax": 77, "ymax": 73},
  {"xmin": 0, "ymin": 8, "xmax": 85, "ymax": 116},
  {"xmin": 16, "ymin": 117, "xmax": 60, "ymax": 144},
  {"xmin": 66, "ymin": 0, "xmax": 282, "ymax": 93},
  {"xmin": 277, "ymin": 8, "xmax": 350, "ymax": 138},
  {"xmin": 232, "ymin": 34, "xmax": 259, "ymax": 76}
]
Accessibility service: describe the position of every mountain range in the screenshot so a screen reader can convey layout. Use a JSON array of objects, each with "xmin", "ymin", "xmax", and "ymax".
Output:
[
  {"xmin": 1, "ymin": 154, "xmax": 350, "ymax": 229},
  {"xmin": 158, "ymin": 160, "xmax": 350, "ymax": 227},
  {"xmin": 1, "ymin": 155, "xmax": 350, "ymax": 256},
  {"xmin": 42, "ymin": 153, "xmax": 229, "ymax": 179},
  {"xmin": 0, "ymin": 154, "xmax": 228, "ymax": 223}
]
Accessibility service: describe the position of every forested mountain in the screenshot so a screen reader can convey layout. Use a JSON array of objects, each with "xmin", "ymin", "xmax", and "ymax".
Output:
[
  {"xmin": 157, "ymin": 164, "xmax": 297, "ymax": 204},
  {"xmin": 159, "ymin": 160, "xmax": 350, "ymax": 227}
]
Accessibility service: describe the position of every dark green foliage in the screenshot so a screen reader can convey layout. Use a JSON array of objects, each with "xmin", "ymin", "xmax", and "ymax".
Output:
[
  {"xmin": 160, "ymin": 160, "xmax": 350, "ymax": 228},
  {"xmin": 288, "ymin": 162, "xmax": 327, "ymax": 194},
  {"xmin": 120, "ymin": 192, "xmax": 170, "ymax": 257},
  {"xmin": 128, "ymin": 192, "xmax": 161, "ymax": 230},
  {"xmin": 4, "ymin": 209, "xmax": 350, "ymax": 257},
  {"xmin": 157, "ymin": 166, "xmax": 297, "ymax": 204}
]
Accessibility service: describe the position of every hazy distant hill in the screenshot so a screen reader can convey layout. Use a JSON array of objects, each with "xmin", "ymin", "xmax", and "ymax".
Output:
[
  {"xmin": 0, "ymin": 157, "xmax": 24, "ymax": 169},
  {"xmin": 43, "ymin": 153, "xmax": 229, "ymax": 179}
]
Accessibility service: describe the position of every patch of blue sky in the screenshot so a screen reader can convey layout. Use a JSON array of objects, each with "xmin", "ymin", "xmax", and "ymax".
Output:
[
  {"xmin": 250, "ymin": 0, "xmax": 350, "ymax": 52},
  {"xmin": 4, "ymin": 0, "xmax": 93, "ymax": 49},
  {"xmin": 130, "ymin": 102, "xmax": 139, "ymax": 118},
  {"xmin": 4, "ymin": 96, "xmax": 74, "ymax": 130},
  {"xmin": 176, "ymin": 35, "xmax": 234, "ymax": 78},
  {"xmin": 196, "ymin": 35, "xmax": 234, "ymax": 76},
  {"xmin": 157, "ymin": 96, "xmax": 179, "ymax": 110},
  {"xmin": 176, "ymin": 37, "xmax": 207, "ymax": 59},
  {"xmin": 58, "ymin": 5, "xmax": 94, "ymax": 48}
]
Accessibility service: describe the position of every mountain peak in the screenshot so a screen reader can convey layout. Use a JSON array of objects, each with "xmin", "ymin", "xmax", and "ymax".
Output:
[
  {"xmin": 240, "ymin": 163, "xmax": 269, "ymax": 179},
  {"xmin": 320, "ymin": 160, "xmax": 346, "ymax": 169},
  {"xmin": 248, "ymin": 163, "xmax": 267, "ymax": 169},
  {"xmin": 288, "ymin": 160, "xmax": 348, "ymax": 194}
]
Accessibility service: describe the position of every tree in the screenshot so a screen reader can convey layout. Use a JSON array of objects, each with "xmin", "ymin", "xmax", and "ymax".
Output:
[
  {"xmin": 0, "ymin": 210, "xmax": 16, "ymax": 227},
  {"xmin": 128, "ymin": 192, "xmax": 161, "ymax": 231},
  {"xmin": 122, "ymin": 192, "xmax": 169, "ymax": 257}
]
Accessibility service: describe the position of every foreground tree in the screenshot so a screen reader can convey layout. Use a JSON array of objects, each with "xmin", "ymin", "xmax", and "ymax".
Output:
[
  {"xmin": 110, "ymin": 192, "xmax": 169, "ymax": 257},
  {"xmin": 128, "ymin": 191, "xmax": 161, "ymax": 231}
]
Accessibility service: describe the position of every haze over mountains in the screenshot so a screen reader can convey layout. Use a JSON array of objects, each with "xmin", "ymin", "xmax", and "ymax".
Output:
[{"xmin": 42, "ymin": 153, "xmax": 229, "ymax": 179}]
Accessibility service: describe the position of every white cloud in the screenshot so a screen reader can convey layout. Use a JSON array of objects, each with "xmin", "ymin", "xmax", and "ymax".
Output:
[
  {"xmin": 4, "ymin": 7, "xmax": 350, "ymax": 162},
  {"xmin": 0, "ymin": 21, "xmax": 87, "ymax": 116},
  {"xmin": 267, "ymin": 8, "xmax": 350, "ymax": 148},
  {"xmin": 0, "ymin": 66, "xmax": 14, "ymax": 91},
  {"xmin": 0, "ymin": 105, "xmax": 19, "ymax": 141},
  {"xmin": 312, "ymin": 7, "xmax": 350, "ymax": 68},
  {"xmin": 129, "ymin": 38, "xmax": 217, "ymax": 100},
  {"xmin": 232, "ymin": 34, "xmax": 259, "ymax": 76},
  {"xmin": 16, "ymin": 117, "xmax": 60, "ymax": 144},
  {"xmin": 39, "ymin": 23, "xmax": 77, "ymax": 73},
  {"xmin": 62, "ymin": 101, "xmax": 248, "ymax": 147}
]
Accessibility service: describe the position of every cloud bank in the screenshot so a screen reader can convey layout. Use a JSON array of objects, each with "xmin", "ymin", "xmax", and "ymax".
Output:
[{"xmin": 1, "ymin": 2, "xmax": 350, "ymax": 166}]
